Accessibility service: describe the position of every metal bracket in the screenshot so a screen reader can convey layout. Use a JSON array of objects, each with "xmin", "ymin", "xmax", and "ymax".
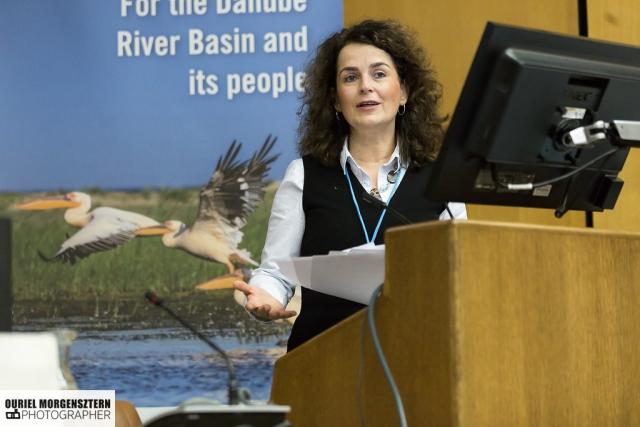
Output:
[{"xmin": 560, "ymin": 119, "xmax": 640, "ymax": 148}]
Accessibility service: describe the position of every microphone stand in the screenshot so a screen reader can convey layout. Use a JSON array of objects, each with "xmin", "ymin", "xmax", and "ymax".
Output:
[{"xmin": 144, "ymin": 291, "xmax": 240, "ymax": 405}]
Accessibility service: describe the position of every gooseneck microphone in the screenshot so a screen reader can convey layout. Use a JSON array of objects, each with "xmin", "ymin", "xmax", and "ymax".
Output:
[
  {"xmin": 144, "ymin": 291, "xmax": 241, "ymax": 405},
  {"xmin": 361, "ymin": 190, "xmax": 456, "ymax": 222},
  {"xmin": 360, "ymin": 190, "xmax": 413, "ymax": 225}
]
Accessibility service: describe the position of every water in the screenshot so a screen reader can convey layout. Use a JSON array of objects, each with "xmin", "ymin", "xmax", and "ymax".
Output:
[
  {"xmin": 14, "ymin": 295, "xmax": 291, "ymax": 406},
  {"xmin": 68, "ymin": 328, "xmax": 288, "ymax": 407}
]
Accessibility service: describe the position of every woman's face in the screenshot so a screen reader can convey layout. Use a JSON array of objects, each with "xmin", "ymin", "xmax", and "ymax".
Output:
[{"xmin": 334, "ymin": 43, "xmax": 407, "ymax": 134}]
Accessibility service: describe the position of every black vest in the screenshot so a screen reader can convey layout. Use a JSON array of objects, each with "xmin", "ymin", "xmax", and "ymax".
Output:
[{"xmin": 286, "ymin": 155, "xmax": 444, "ymax": 351}]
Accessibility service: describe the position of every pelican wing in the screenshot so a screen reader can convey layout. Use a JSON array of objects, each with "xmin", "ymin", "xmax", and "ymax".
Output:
[
  {"xmin": 45, "ymin": 207, "xmax": 157, "ymax": 264},
  {"xmin": 197, "ymin": 135, "xmax": 279, "ymax": 231}
]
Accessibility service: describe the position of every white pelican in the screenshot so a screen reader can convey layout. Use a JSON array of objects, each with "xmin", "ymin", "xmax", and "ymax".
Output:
[
  {"xmin": 16, "ymin": 192, "xmax": 161, "ymax": 264},
  {"xmin": 138, "ymin": 135, "xmax": 279, "ymax": 276}
]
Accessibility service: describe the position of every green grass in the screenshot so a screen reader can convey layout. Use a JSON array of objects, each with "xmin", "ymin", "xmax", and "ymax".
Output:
[{"xmin": 0, "ymin": 188, "xmax": 276, "ymax": 302}]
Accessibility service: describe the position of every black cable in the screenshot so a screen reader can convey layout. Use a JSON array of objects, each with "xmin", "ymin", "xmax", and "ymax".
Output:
[
  {"xmin": 357, "ymin": 310, "xmax": 368, "ymax": 427},
  {"xmin": 445, "ymin": 204, "xmax": 454, "ymax": 219},
  {"xmin": 577, "ymin": 0, "xmax": 598, "ymax": 230},
  {"xmin": 578, "ymin": 0, "xmax": 589, "ymax": 37},
  {"xmin": 367, "ymin": 284, "xmax": 408, "ymax": 427},
  {"xmin": 504, "ymin": 147, "xmax": 621, "ymax": 190}
]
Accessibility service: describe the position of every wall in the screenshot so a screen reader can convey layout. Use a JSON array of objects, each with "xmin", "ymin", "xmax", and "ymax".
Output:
[{"xmin": 587, "ymin": 0, "xmax": 640, "ymax": 231}]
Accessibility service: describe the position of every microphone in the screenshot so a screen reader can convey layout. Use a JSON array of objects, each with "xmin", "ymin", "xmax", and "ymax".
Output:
[
  {"xmin": 386, "ymin": 167, "xmax": 400, "ymax": 184},
  {"xmin": 360, "ymin": 191, "xmax": 456, "ymax": 222},
  {"xmin": 360, "ymin": 190, "xmax": 413, "ymax": 225},
  {"xmin": 144, "ymin": 291, "xmax": 241, "ymax": 405}
]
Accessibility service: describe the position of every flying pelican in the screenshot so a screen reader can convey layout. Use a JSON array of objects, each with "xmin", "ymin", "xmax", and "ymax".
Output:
[
  {"xmin": 16, "ymin": 192, "xmax": 161, "ymax": 264},
  {"xmin": 138, "ymin": 135, "xmax": 279, "ymax": 277}
]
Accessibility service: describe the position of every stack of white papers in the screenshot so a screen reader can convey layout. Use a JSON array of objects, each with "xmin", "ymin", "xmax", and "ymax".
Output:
[{"xmin": 275, "ymin": 243, "xmax": 385, "ymax": 304}]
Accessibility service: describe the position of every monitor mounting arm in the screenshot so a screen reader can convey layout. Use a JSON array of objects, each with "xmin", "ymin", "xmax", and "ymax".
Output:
[{"xmin": 561, "ymin": 120, "xmax": 640, "ymax": 148}]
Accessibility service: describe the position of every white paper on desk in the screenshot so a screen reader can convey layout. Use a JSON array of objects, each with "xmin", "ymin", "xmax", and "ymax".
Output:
[{"xmin": 274, "ymin": 244, "xmax": 385, "ymax": 304}]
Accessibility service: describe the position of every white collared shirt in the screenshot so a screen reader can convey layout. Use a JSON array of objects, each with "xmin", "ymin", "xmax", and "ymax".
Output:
[
  {"xmin": 342, "ymin": 142, "xmax": 404, "ymax": 202},
  {"xmin": 248, "ymin": 141, "xmax": 467, "ymax": 307}
]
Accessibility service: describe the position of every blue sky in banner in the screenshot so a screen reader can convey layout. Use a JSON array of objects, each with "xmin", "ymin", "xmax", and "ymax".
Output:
[{"xmin": 0, "ymin": 0, "xmax": 342, "ymax": 192}]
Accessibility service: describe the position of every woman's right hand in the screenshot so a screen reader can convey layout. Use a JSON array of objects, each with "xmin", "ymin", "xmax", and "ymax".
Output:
[{"xmin": 233, "ymin": 281, "xmax": 297, "ymax": 321}]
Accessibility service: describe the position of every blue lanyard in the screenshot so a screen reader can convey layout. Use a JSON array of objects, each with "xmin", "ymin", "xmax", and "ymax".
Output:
[{"xmin": 344, "ymin": 163, "xmax": 403, "ymax": 244}]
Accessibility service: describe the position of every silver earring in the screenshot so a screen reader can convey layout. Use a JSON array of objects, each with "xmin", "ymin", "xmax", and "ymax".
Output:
[
  {"xmin": 398, "ymin": 104, "xmax": 406, "ymax": 116},
  {"xmin": 335, "ymin": 111, "xmax": 341, "ymax": 121}
]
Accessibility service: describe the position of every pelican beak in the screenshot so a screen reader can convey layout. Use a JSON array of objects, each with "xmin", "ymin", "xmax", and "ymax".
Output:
[
  {"xmin": 134, "ymin": 225, "xmax": 172, "ymax": 236},
  {"xmin": 15, "ymin": 195, "xmax": 81, "ymax": 211},
  {"xmin": 196, "ymin": 274, "xmax": 239, "ymax": 291}
]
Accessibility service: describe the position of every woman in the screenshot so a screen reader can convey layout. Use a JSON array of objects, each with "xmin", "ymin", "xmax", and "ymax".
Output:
[{"xmin": 234, "ymin": 19, "xmax": 467, "ymax": 351}]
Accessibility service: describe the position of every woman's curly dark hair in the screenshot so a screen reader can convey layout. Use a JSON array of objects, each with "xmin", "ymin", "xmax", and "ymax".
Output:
[{"xmin": 297, "ymin": 19, "xmax": 446, "ymax": 167}]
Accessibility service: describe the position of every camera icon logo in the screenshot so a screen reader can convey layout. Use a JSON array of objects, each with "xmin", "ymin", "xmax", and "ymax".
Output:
[{"xmin": 5, "ymin": 409, "xmax": 20, "ymax": 420}]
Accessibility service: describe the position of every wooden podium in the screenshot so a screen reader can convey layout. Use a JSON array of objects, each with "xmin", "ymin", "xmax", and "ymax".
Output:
[{"xmin": 270, "ymin": 220, "xmax": 640, "ymax": 426}]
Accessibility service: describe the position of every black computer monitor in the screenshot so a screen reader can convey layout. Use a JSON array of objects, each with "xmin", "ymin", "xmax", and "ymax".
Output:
[{"xmin": 426, "ymin": 22, "xmax": 640, "ymax": 216}]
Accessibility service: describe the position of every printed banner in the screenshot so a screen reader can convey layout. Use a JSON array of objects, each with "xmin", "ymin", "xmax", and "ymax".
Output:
[
  {"xmin": 0, "ymin": 0, "xmax": 342, "ymax": 191},
  {"xmin": 0, "ymin": 0, "xmax": 342, "ymax": 408}
]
